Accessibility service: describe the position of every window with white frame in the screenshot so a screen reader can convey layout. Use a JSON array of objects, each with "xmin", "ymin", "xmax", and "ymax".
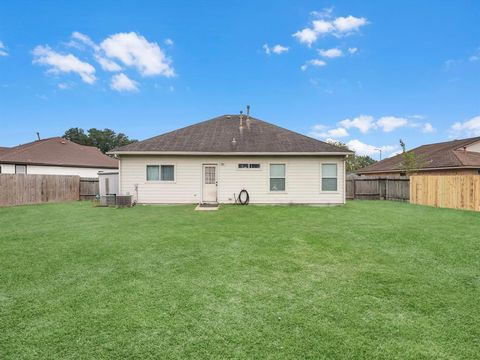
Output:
[
  {"xmin": 238, "ymin": 163, "xmax": 260, "ymax": 169},
  {"xmin": 161, "ymin": 165, "xmax": 175, "ymax": 181},
  {"xmin": 270, "ymin": 164, "xmax": 285, "ymax": 191},
  {"xmin": 146, "ymin": 165, "xmax": 175, "ymax": 181},
  {"xmin": 15, "ymin": 164, "xmax": 27, "ymax": 174},
  {"xmin": 321, "ymin": 164, "xmax": 337, "ymax": 191},
  {"xmin": 146, "ymin": 165, "xmax": 159, "ymax": 181}
]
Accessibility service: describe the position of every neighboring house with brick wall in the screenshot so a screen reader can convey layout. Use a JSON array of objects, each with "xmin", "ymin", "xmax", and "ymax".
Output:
[{"xmin": 356, "ymin": 137, "xmax": 480, "ymax": 177}]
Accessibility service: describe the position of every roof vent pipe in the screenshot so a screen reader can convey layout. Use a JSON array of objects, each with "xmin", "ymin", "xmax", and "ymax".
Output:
[
  {"xmin": 239, "ymin": 110, "xmax": 245, "ymax": 135},
  {"xmin": 231, "ymin": 136, "xmax": 237, "ymax": 148},
  {"xmin": 246, "ymin": 105, "xmax": 251, "ymax": 129},
  {"xmin": 36, "ymin": 132, "xmax": 41, "ymax": 141}
]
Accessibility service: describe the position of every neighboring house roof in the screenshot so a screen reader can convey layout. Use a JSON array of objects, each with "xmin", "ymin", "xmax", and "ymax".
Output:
[
  {"xmin": 112, "ymin": 115, "xmax": 352, "ymax": 154},
  {"xmin": 0, "ymin": 146, "xmax": 9, "ymax": 156},
  {"xmin": 357, "ymin": 136, "xmax": 480, "ymax": 174},
  {"xmin": 0, "ymin": 137, "xmax": 118, "ymax": 169}
]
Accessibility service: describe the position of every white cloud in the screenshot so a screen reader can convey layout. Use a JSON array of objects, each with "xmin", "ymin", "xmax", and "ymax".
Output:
[
  {"xmin": 301, "ymin": 59, "xmax": 327, "ymax": 71},
  {"xmin": 71, "ymin": 31, "xmax": 99, "ymax": 51},
  {"xmin": 32, "ymin": 45, "xmax": 96, "ymax": 84},
  {"xmin": 347, "ymin": 139, "xmax": 396, "ymax": 157},
  {"xmin": 318, "ymin": 48, "xmax": 343, "ymax": 58},
  {"xmin": 262, "ymin": 44, "xmax": 271, "ymax": 55},
  {"xmin": 422, "ymin": 123, "xmax": 435, "ymax": 133},
  {"xmin": 101, "ymin": 32, "xmax": 174, "ymax": 77},
  {"xmin": 110, "ymin": 73, "xmax": 138, "ymax": 92},
  {"xmin": 69, "ymin": 32, "xmax": 122, "ymax": 72},
  {"xmin": 0, "ymin": 41, "xmax": 8, "ymax": 56},
  {"xmin": 376, "ymin": 116, "xmax": 408, "ymax": 132},
  {"xmin": 311, "ymin": 7, "xmax": 334, "ymax": 19},
  {"xmin": 469, "ymin": 48, "xmax": 480, "ymax": 62},
  {"xmin": 348, "ymin": 47, "xmax": 358, "ymax": 54},
  {"xmin": 94, "ymin": 53, "xmax": 122, "ymax": 72},
  {"xmin": 333, "ymin": 16, "xmax": 368, "ymax": 33},
  {"xmin": 57, "ymin": 82, "xmax": 71, "ymax": 90},
  {"xmin": 451, "ymin": 115, "xmax": 480, "ymax": 137},
  {"xmin": 293, "ymin": 12, "xmax": 368, "ymax": 46},
  {"xmin": 292, "ymin": 28, "xmax": 318, "ymax": 47},
  {"xmin": 164, "ymin": 38, "xmax": 174, "ymax": 46},
  {"xmin": 310, "ymin": 125, "xmax": 349, "ymax": 139},
  {"xmin": 272, "ymin": 44, "xmax": 289, "ymax": 54},
  {"xmin": 388, "ymin": 150, "xmax": 403, "ymax": 157},
  {"xmin": 410, "ymin": 114, "xmax": 426, "ymax": 120},
  {"xmin": 312, "ymin": 20, "xmax": 334, "ymax": 34},
  {"xmin": 263, "ymin": 44, "xmax": 289, "ymax": 55},
  {"xmin": 339, "ymin": 115, "xmax": 376, "ymax": 133}
]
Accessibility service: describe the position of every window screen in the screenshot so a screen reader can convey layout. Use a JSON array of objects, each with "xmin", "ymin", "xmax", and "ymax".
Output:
[
  {"xmin": 270, "ymin": 164, "xmax": 285, "ymax": 191},
  {"xmin": 146, "ymin": 165, "xmax": 160, "ymax": 181},
  {"xmin": 322, "ymin": 164, "xmax": 337, "ymax": 191},
  {"xmin": 161, "ymin": 165, "xmax": 175, "ymax": 181},
  {"xmin": 15, "ymin": 165, "xmax": 27, "ymax": 174}
]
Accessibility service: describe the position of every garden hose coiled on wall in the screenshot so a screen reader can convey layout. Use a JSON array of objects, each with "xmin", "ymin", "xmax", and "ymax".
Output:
[{"xmin": 237, "ymin": 189, "xmax": 250, "ymax": 205}]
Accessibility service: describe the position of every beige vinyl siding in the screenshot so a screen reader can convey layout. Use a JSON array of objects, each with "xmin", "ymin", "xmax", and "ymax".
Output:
[
  {"xmin": 0, "ymin": 164, "xmax": 115, "ymax": 177},
  {"xmin": 465, "ymin": 140, "xmax": 480, "ymax": 153},
  {"xmin": 0, "ymin": 164, "xmax": 15, "ymax": 174},
  {"xmin": 119, "ymin": 155, "xmax": 345, "ymax": 204}
]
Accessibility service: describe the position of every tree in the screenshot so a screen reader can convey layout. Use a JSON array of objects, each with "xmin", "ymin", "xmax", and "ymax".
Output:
[
  {"xmin": 399, "ymin": 139, "xmax": 425, "ymax": 175},
  {"xmin": 63, "ymin": 128, "xmax": 89, "ymax": 146},
  {"xmin": 327, "ymin": 140, "xmax": 377, "ymax": 172},
  {"xmin": 63, "ymin": 128, "xmax": 137, "ymax": 153}
]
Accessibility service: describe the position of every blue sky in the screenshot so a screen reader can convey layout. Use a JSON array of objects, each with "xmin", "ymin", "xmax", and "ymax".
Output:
[{"xmin": 0, "ymin": 0, "xmax": 479, "ymax": 158}]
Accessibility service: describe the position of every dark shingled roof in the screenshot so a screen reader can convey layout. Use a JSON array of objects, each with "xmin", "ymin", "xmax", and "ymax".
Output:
[
  {"xmin": 357, "ymin": 137, "xmax": 480, "ymax": 174},
  {"xmin": 0, "ymin": 146, "xmax": 9, "ymax": 155},
  {"xmin": 0, "ymin": 137, "xmax": 118, "ymax": 169},
  {"xmin": 113, "ymin": 115, "xmax": 351, "ymax": 154}
]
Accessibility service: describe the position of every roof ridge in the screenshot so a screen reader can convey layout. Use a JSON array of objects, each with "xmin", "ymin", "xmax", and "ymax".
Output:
[
  {"xmin": 418, "ymin": 136, "xmax": 480, "ymax": 149},
  {"xmin": 251, "ymin": 117, "xmax": 352, "ymax": 153},
  {"xmin": 0, "ymin": 137, "xmax": 66, "ymax": 160},
  {"xmin": 451, "ymin": 149, "xmax": 466, "ymax": 166}
]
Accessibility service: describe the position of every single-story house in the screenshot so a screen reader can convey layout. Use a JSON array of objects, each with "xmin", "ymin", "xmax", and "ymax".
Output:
[
  {"xmin": 110, "ymin": 114, "xmax": 352, "ymax": 204},
  {"xmin": 0, "ymin": 137, "xmax": 118, "ymax": 177},
  {"xmin": 357, "ymin": 136, "xmax": 480, "ymax": 176}
]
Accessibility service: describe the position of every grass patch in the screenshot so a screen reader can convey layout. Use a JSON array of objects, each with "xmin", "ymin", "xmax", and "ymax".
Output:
[{"xmin": 1, "ymin": 201, "xmax": 479, "ymax": 359}]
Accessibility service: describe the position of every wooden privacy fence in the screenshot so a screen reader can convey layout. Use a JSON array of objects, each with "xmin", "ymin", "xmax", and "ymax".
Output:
[
  {"xmin": 0, "ymin": 174, "xmax": 80, "ymax": 207},
  {"xmin": 410, "ymin": 175, "xmax": 480, "ymax": 211},
  {"xmin": 346, "ymin": 176, "xmax": 410, "ymax": 201},
  {"xmin": 80, "ymin": 177, "xmax": 99, "ymax": 200},
  {"xmin": 0, "ymin": 174, "xmax": 100, "ymax": 207}
]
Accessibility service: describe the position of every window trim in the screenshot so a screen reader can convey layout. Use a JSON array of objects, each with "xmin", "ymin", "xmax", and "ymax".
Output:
[
  {"xmin": 15, "ymin": 164, "xmax": 27, "ymax": 175},
  {"xmin": 320, "ymin": 162, "xmax": 339, "ymax": 193},
  {"xmin": 268, "ymin": 163, "xmax": 287, "ymax": 193},
  {"xmin": 145, "ymin": 164, "xmax": 176, "ymax": 183}
]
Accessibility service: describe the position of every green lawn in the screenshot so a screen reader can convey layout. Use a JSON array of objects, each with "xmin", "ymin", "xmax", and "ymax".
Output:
[{"xmin": 0, "ymin": 201, "xmax": 479, "ymax": 359}]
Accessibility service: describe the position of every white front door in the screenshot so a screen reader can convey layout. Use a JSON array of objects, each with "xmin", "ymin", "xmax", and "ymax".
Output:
[{"xmin": 202, "ymin": 164, "xmax": 218, "ymax": 203}]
